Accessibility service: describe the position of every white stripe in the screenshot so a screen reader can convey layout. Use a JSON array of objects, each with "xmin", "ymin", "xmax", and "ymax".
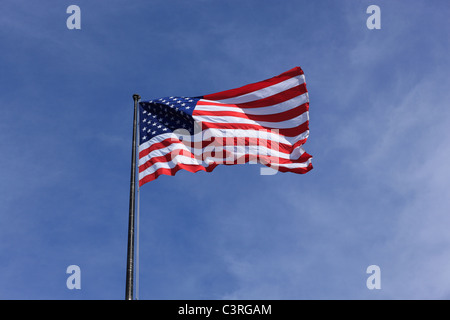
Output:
[
  {"xmin": 138, "ymin": 132, "xmax": 190, "ymax": 153},
  {"xmin": 215, "ymin": 74, "xmax": 305, "ymax": 104},
  {"xmin": 269, "ymin": 157, "xmax": 312, "ymax": 169},
  {"xmin": 200, "ymin": 128, "xmax": 309, "ymax": 146},
  {"xmin": 139, "ymin": 128, "xmax": 310, "ymax": 155},
  {"xmin": 138, "ymin": 144, "xmax": 310, "ymax": 181},
  {"xmin": 193, "ymin": 110, "xmax": 309, "ymax": 129},
  {"xmin": 139, "ymin": 154, "xmax": 212, "ymax": 180},
  {"xmin": 189, "ymin": 142, "xmax": 305, "ymax": 162},
  {"xmin": 196, "ymin": 93, "xmax": 308, "ymax": 116},
  {"xmin": 139, "ymin": 141, "xmax": 203, "ymax": 167},
  {"xmin": 139, "ymin": 135, "xmax": 307, "ymax": 168}
]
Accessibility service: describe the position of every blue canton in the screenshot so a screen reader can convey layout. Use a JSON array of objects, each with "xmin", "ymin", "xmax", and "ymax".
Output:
[{"xmin": 139, "ymin": 96, "xmax": 200, "ymax": 144}]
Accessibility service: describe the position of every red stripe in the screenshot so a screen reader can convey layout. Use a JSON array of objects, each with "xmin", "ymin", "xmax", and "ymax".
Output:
[
  {"xmin": 139, "ymin": 148, "xmax": 199, "ymax": 173},
  {"xmin": 277, "ymin": 162, "xmax": 313, "ymax": 174},
  {"xmin": 198, "ymin": 136, "xmax": 309, "ymax": 155},
  {"xmin": 139, "ymin": 148, "xmax": 312, "ymax": 174},
  {"xmin": 236, "ymin": 83, "xmax": 307, "ymax": 108},
  {"xmin": 200, "ymin": 120, "xmax": 309, "ymax": 138},
  {"xmin": 139, "ymin": 136, "xmax": 310, "ymax": 168},
  {"xmin": 139, "ymin": 131, "xmax": 309, "ymax": 160},
  {"xmin": 139, "ymin": 163, "xmax": 218, "ymax": 186},
  {"xmin": 193, "ymin": 102, "xmax": 309, "ymax": 123},
  {"xmin": 199, "ymin": 84, "xmax": 307, "ymax": 109},
  {"xmin": 138, "ymin": 137, "xmax": 178, "ymax": 158},
  {"xmin": 139, "ymin": 136, "xmax": 312, "ymax": 176},
  {"xmin": 138, "ymin": 156, "xmax": 312, "ymax": 186},
  {"xmin": 203, "ymin": 67, "xmax": 303, "ymax": 101}
]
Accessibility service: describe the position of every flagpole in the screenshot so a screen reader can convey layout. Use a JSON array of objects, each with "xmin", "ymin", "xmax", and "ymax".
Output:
[{"xmin": 126, "ymin": 93, "xmax": 140, "ymax": 300}]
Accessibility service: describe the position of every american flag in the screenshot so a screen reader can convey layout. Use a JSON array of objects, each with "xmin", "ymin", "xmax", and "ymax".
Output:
[{"xmin": 138, "ymin": 67, "xmax": 313, "ymax": 186}]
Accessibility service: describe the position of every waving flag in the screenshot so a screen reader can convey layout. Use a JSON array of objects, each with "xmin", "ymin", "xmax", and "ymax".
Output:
[{"xmin": 138, "ymin": 67, "xmax": 313, "ymax": 186}]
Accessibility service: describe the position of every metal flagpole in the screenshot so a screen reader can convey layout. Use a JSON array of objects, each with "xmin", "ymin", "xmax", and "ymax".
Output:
[
  {"xmin": 136, "ymin": 181, "xmax": 140, "ymax": 300},
  {"xmin": 125, "ymin": 93, "xmax": 140, "ymax": 300},
  {"xmin": 136, "ymin": 113, "xmax": 141, "ymax": 300}
]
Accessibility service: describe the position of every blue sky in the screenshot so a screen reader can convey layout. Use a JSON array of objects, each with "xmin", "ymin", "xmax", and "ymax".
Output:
[{"xmin": 1, "ymin": 0, "xmax": 449, "ymax": 300}]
